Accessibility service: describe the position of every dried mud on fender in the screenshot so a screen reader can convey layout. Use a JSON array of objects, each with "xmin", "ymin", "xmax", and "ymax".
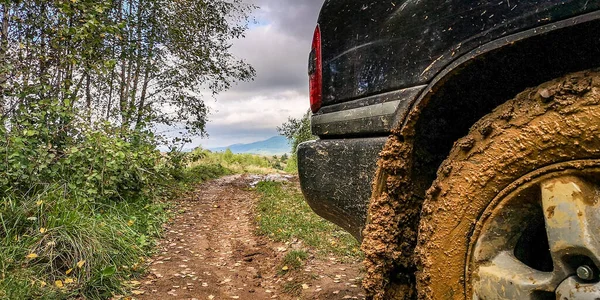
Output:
[
  {"xmin": 361, "ymin": 69, "xmax": 600, "ymax": 300},
  {"xmin": 361, "ymin": 132, "xmax": 420, "ymax": 300},
  {"xmin": 415, "ymin": 70, "xmax": 600, "ymax": 299}
]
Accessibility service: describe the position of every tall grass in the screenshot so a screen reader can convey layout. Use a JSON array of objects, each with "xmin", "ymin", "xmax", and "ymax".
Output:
[
  {"xmin": 187, "ymin": 148, "xmax": 285, "ymax": 174},
  {"xmin": 0, "ymin": 184, "xmax": 169, "ymax": 299}
]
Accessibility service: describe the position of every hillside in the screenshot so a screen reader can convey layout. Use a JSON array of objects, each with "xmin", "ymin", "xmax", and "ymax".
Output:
[{"xmin": 210, "ymin": 136, "xmax": 291, "ymax": 155}]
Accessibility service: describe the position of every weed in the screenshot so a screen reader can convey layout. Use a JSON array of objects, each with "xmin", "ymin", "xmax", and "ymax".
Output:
[
  {"xmin": 255, "ymin": 181, "xmax": 362, "ymax": 257},
  {"xmin": 282, "ymin": 250, "xmax": 309, "ymax": 269},
  {"xmin": 282, "ymin": 281, "xmax": 303, "ymax": 296},
  {"xmin": 187, "ymin": 148, "xmax": 284, "ymax": 174}
]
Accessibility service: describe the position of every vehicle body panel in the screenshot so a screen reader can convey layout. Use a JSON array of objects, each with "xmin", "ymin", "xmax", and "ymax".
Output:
[
  {"xmin": 319, "ymin": 0, "xmax": 600, "ymax": 109},
  {"xmin": 298, "ymin": 137, "xmax": 387, "ymax": 239},
  {"xmin": 299, "ymin": 0, "xmax": 600, "ymax": 240}
]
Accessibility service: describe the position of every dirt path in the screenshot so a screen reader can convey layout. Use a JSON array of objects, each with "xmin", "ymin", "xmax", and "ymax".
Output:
[{"xmin": 132, "ymin": 175, "xmax": 364, "ymax": 300}]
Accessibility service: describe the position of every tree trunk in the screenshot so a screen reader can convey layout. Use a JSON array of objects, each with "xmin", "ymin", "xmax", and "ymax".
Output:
[{"xmin": 0, "ymin": 4, "xmax": 9, "ymax": 118}]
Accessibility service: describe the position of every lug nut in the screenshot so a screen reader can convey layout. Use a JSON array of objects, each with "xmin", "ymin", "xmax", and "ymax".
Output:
[{"xmin": 577, "ymin": 265, "xmax": 595, "ymax": 281}]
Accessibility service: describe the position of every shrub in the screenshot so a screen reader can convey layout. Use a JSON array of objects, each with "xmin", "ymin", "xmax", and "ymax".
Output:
[{"xmin": 0, "ymin": 103, "xmax": 175, "ymax": 298}]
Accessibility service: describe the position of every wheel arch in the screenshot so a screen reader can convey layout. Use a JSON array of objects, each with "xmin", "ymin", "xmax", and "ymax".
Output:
[{"xmin": 402, "ymin": 13, "xmax": 600, "ymax": 197}]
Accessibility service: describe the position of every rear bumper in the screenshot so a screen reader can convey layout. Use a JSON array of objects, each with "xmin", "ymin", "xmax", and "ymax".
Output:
[{"xmin": 297, "ymin": 137, "xmax": 387, "ymax": 240}]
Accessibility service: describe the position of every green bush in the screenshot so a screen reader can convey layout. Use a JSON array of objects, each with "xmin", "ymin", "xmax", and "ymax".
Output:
[
  {"xmin": 0, "ymin": 102, "xmax": 176, "ymax": 298},
  {"xmin": 188, "ymin": 147, "xmax": 279, "ymax": 174},
  {"xmin": 277, "ymin": 111, "xmax": 316, "ymax": 174}
]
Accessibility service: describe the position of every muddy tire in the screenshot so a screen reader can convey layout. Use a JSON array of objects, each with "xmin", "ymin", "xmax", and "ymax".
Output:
[{"xmin": 416, "ymin": 70, "xmax": 600, "ymax": 299}]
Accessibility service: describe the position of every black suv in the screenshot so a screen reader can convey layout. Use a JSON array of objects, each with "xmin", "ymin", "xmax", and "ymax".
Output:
[{"xmin": 298, "ymin": 1, "xmax": 600, "ymax": 299}]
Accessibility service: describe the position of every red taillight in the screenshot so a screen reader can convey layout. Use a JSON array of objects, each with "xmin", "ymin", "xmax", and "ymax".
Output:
[{"xmin": 309, "ymin": 25, "xmax": 322, "ymax": 113}]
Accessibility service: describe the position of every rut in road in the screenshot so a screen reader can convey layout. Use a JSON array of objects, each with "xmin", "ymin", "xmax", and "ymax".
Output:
[{"xmin": 133, "ymin": 174, "xmax": 364, "ymax": 300}]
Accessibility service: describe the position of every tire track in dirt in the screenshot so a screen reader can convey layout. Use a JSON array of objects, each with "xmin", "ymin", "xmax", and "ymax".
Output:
[{"xmin": 132, "ymin": 174, "xmax": 364, "ymax": 300}]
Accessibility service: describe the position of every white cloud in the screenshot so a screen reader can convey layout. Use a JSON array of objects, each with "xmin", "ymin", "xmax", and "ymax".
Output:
[{"xmin": 174, "ymin": 0, "xmax": 324, "ymax": 149}]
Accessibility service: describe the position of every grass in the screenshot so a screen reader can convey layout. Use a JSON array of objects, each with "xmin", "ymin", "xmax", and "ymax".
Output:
[
  {"xmin": 187, "ymin": 148, "xmax": 287, "ymax": 175},
  {"xmin": 0, "ymin": 159, "xmax": 231, "ymax": 299},
  {"xmin": 0, "ymin": 186, "xmax": 170, "ymax": 299},
  {"xmin": 282, "ymin": 250, "xmax": 309, "ymax": 269},
  {"xmin": 254, "ymin": 181, "xmax": 361, "ymax": 258}
]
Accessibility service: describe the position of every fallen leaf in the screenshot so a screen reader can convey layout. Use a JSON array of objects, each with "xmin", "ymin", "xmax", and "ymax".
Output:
[
  {"xmin": 26, "ymin": 253, "xmax": 38, "ymax": 259},
  {"xmin": 131, "ymin": 290, "xmax": 145, "ymax": 295},
  {"xmin": 65, "ymin": 268, "xmax": 73, "ymax": 275},
  {"xmin": 129, "ymin": 280, "xmax": 141, "ymax": 286},
  {"xmin": 39, "ymin": 281, "xmax": 47, "ymax": 287},
  {"xmin": 64, "ymin": 278, "xmax": 74, "ymax": 284},
  {"xmin": 302, "ymin": 284, "xmax": 309, "ymax": 289},
  {"xmin": 39, "ymin": 228, "xmax": 47, "ymax": 234},
  {"xmin": 77, "ymin": 260, "xmax": 86, "ymax": 268},
  {"xmin": 208, "ymin": 295, "xmax": 215, "ymax": 300},
  {"xmin": 127, "ymin": 220, "xmax": 135, "ymax": 226},
  {"xmin": 55, "ymin": 280, "xmax": 64, "ymax": 288},
  {"xmin": 281, "ymin": 266, "xmax": 289, "ymax": 271}
]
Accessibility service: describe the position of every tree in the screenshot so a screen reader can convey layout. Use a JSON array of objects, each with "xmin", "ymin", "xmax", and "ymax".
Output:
[
  {"xmin": 277, "ymin": 110, "xmax": 315, "ymax": 154},
  {"xmin": 278, "ymin": 111, "xmax": 316, "ymax": 173},
  {"xmin": 0, "ymin": 0, "xmax": 255, "ymax": 136}
]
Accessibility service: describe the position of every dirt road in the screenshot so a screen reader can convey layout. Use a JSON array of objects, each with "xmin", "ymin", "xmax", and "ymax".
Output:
[{"xmin": 132, "ymin": 175, "xmax": 364, "ymax": 300}]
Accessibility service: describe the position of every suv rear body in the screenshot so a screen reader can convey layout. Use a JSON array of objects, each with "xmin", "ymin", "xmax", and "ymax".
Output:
[{"xmin": 298, "ymin": 0, "xmax": 600, "ymax": 240}]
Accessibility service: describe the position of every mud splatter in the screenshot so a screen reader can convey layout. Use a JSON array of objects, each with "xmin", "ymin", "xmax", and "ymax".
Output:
[
  {"xmin": 361, "ymin": 69, "xmax": 600, "ymax": 300},
  {"xmin": 361, "ymin": 132, "xmax": 419, "ymax": 300},
  {"xmin": 415, "ymin": 70, "xmax": 600, "ymax": 299}
]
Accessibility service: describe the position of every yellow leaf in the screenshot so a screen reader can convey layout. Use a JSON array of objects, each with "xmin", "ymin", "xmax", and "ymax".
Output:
[
  {"xmin": 77, "ymin": 260, "xmax": 86, "ymax": 268},
  {"xmin": 39, "ymin": 228, "xmax": 47, "ymax": 234},
  {"xmin": 54, "ymin": 280, "xmax": 63, "ymax": 288},
  {"xmin": 131, "ymin": 290, "xmax": 145, "ymax": 295},
  {"xmin": 64, "ymin": 278, "xmax": 74, "ymax": 284},
  {"xmin": 281, "ymin": 265, "xmax": 289, "ymax": 271},
  {"xmin": 65, "ymin": 268, "xmax": 73, "ymax": 275},
  {"xmin": 129, "ymin": 280, "xmax": 141, "ymax": 286},
  {"xmin": 39, "ymin": 281, "xmax": 47, "ymax": 287},
  {"xmin": 127, "ymin": 220, "xmax": 135, "ymax": 226},
  {"xmin": 26, "ymin": 253, "xmax": 38, "ymax": 259},
  {"xmin": 36, "ymin": 200, "xmax": 43, "ymax": 206},
  {"xmin": 70, "ymin": 0, "xmax": 77, "ymax": 3}
]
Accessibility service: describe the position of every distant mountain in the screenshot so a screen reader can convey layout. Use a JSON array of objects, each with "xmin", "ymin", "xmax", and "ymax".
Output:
[{"xmin": 209, "ymin": 136, "xmax": 291, "ymax": 156}]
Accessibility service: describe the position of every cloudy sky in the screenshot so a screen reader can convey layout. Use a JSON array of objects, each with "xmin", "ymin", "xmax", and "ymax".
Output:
[{"xmin": 181, "ymin": 0, "xmax": 324, "ymax": 149}]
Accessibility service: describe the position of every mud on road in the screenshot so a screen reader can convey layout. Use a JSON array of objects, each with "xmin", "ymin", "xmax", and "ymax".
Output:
[{"xmin": 131, "ymin": 175, "xmax": 364, "ymax": 300}]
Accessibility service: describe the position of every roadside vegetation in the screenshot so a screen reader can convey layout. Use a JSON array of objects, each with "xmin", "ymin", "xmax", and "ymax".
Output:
[
  {"xmin": 0, "ymin": 0, "xmax": 255, "ymax": 299},
  {"xmin": 187, "ymin": 147, "xmax": 288, "ymax": 174},
  {"xmin": 255, "ymin": 181, "xmax": 361, "ymax": 258},
  {"xmin": 278, "ymin": 111, "xmax": 316, "ymax": 173}
]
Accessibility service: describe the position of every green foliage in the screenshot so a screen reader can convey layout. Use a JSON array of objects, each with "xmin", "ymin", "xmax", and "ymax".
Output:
[
  {"xmin": 0, "ymin": 101, "xmax": 178, "ymax": 298},
  {"xmin": 278, "ymin": 111, "xmax": 315, "ymax": 154},
  {"xmin": 255, "ymin": 181, "xmax": 361, "ymax": 257},
  {"xmin": 188, "ymin": 147, "xmax": 280, "ymax": 174},
  {"xmin": 278, "ymin": 111, "xmax": 316, "ymax": 173},
  {"xmin": 282, "ymin": 250, "xmax": 309, "ymax": 270},
  {"xmin": 1, "ymin": 0, "xmax": 255, "ymax": 136},
  {"xmin": 0, "ymin": 1, "xmax": 258, "ymax": 298},
  {"xmin": 0, "ymin": 186, "xmax": 169, "ymax": 299},
  {"xmin": 0, "ymin": 116, "xmax": 166, "ymax": 203},
  {"xmin": 183, "ymin": 164, "xmax": 231, "ymax": 183}
]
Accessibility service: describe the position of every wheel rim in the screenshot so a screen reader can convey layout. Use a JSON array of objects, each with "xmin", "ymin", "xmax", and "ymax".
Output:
[{"xmin": 468, "ymin": 161, "xmax": 600, "ymax": 299}]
